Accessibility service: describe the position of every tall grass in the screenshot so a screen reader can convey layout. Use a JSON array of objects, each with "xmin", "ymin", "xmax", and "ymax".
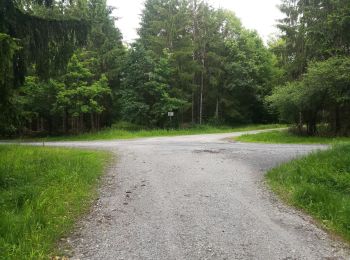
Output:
[
  {"xmin": 19, "ymin": 124, "xmax": 285, "ymax": 142},
  {"xmin": 267, "ymin": 144, "xmax": 350, "ymax": 241},
  {"xmin": 0, "ymin": 145, "xmax": 110, "ymax": 259},
  {"xmin": 236, "ymin": 130, "xmax": 350, "ymax": 144}
]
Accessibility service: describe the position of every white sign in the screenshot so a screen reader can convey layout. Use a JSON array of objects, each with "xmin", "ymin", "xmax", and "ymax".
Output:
[{"xmin": 168, "ymin": 112, "xmax": 174, "ymax": 117}]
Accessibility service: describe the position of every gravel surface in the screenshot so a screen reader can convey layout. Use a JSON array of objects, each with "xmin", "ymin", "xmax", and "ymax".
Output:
[{"xmin": 31, "ymin": 131, "xmax": 350, "ymax": 259}]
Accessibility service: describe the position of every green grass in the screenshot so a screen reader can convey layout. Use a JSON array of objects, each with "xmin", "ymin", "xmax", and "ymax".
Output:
[
  {"xmin": 0, "ymin": 145, "xmax": 110, "ymax": 260},
  {"xmin": 16, "ymin": 124, "xmax": 285, "ymax": 142},
  {"xmin": 237, "ymin": 129, "xmax": 350, "ymax": 241},
  {"xmin": 236, "ymin": 130, "xmax": 350, "ymax": 144},
  {"xmin": 267, "ymin": 144, "xmax": 350, "ymax": 242}
]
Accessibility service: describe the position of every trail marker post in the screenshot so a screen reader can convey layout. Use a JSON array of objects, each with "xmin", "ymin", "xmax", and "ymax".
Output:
[
  {"xmin": 168, "ymin": 111, "xmax": 174, "ymax": 127},
  {"xmin": 168, "ymin": 111, "xmax": 174, "ymax": 117}
]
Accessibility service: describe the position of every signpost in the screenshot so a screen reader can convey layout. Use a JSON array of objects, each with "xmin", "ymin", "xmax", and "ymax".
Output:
[
  {"xmin": 168, "ymin": 111, "xmax": 174, "ymax": 128},
  {"xmin": 168, "ymin": 112, "xmax": 174, "ymax": 117}
]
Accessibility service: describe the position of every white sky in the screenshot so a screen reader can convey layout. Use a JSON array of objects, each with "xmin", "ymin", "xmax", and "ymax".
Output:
[{"xmin": 107, "ymin": 0, "xmax": 283, "ymax": 43}]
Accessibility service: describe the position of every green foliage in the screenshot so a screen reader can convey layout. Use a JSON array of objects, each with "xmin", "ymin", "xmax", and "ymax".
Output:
[
  {"xmin": 0, "ymin": 33, "xmax": 21, "ymax": 103},
  {"xmin": 0, "ymin": 34, "xmax": 22, "ymax": 136},
  {"xmin": 120, "ymin": 44, "xmax": 185, "ymax": 127},
  {"xmin": 267, "ymin": 81, "xmax": 302, "ymax": 123},
  {"xmin": 19, "ymin": 53, "xmax": 112, "ymax": 134},
  {"xmin": 269, "ymin": 57, "xmax": 350, "ymax": 135},
  {"xmin": 2, "ymin": 0, "xmax": 281, "ymax": 136},
  {"xmin": 136, "ymin": 0, "xmax": 277, "ymax": 125},
  {"xmin": 21, "ymin": 76, "xmax": 63, "ymax": 123},
  {"xmin": 270, "ymin": 0, "xmax": 350, "ymax": 137},
  {"xmin": 61, "ymin": 54, "xmax": 111, "ymax": 122},
  {"xmin": 223, "ymin": 30, "xmax": 276, "ymax": 123},
  {"xmin": 303, "ymin": 57, "xmax": 350, "ymax": 107},
  {"xmin": 85, "ymin": 0, "xmax": 125, "ymax": 86},
  {"xmin": 0, "ymin": 0, "xmax": 89, "ymax": 135},
  {"xmin": 2, "ymin": 0, "xmax": 349, "ymax": 138},
  {"xmin": 1, "ymin": 0, "xmax": 89, "ymax": 83},
  {"xmin": 267, "ymin": 144, "xmax": 350, "ymax": 241},
  {"xmin": 0, "ymin": 145, "xmax": 109, "ymax": 259}
]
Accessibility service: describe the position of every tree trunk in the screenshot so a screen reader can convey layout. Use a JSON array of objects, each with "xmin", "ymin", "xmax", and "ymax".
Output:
[
  {"xmin": 72, "ymin": 117, "xmax": 76, "ymax": 134},
  {"xmin": 335, "ymin": 106, "xmax": 340, "ymax": 135},
  {"xmin": 298, "ymin": 111, "xmax": 303, "ymax": 134},
  {"xmin": 48, "ymin": 117, "xmax": 52, "ymax": 134},
  {"xmin": 63, "ymin": 112, "xmax": 66, "ymax": 134},
  {"xmin": 199, "ymin": 13, "xmax": 207, "ymax": 125},
  {"xmin": 40, "ymin": 117, "xmax": 44, "ymax": 132},
  {"xmin": 91, "ymin": 113, "xmax": 95, "ymax": 132},
  {"xmin": 36, "ymin": 118, "xmax": 40, "ymax": 132},
  {"xmin": 215, "ymin": 97, "xmax": 219, "ymax": 119},
  {"xmin": 307, "ymin": 115, "xmax": 317, "ymax": 136},
  {"xmin": 199, "ymin": 83, "xmax": 203, "ymax": 125},
  {"xmin": 97, "ymin": 114, "xmax": 100, "ymax": 131},
  {"xmin": 191, "ymin": 0, "xmax": 198, "ymax": 124},
  {"xmin": 63, "ymin": 109, "xmax": 69, "ymax": 134},
  {"xmin": 192, "ymin": 92, "xmax": 195, "ymax": 124},
  {"xmin": 79, "ymin": 115, "xmax": 84, "ymax": 133},
  {"xmin": 71, "ymin": 118, "xmax": 73, "ymax": 133},
  {"xmin": 199, "ymin": 57, "xmax": 204, "ymax": 125}
]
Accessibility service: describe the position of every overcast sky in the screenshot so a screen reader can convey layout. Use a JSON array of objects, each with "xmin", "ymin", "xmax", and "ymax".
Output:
[{"xmin": 107, "ymin": 0, "xmax": 283, "ymax": 43}]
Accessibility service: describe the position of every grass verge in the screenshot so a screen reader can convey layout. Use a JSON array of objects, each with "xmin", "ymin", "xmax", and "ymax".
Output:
[
  {"xmin": 15, "ymin": 124, "xmax": 285, "ymax": 142},
  {"xmin": 267, "ymin": 144, "xmax": 350, "ymax": 242},
  {"xmin": 0, "ymin": 145, "xmax": 110, "ymax": 260},
  {"xmin": 236, "ymin": 130, "xmax": 350, "ymax": 144}
]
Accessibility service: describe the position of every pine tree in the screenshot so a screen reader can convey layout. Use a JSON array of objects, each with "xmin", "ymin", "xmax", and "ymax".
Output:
[{"xmin": 120, "ymin": 44, "xmax": 185, "ymax": 127}]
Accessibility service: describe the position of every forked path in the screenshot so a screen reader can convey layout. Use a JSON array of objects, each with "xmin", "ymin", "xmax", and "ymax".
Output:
[{"xmin": 40, "ymin": 130, "xmax": 349, "ymax": 259}]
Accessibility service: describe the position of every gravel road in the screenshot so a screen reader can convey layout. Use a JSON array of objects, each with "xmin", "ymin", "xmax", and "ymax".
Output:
[{"xmin": 39, "ymin": 130, "xmax": 349, "ymax": 259}]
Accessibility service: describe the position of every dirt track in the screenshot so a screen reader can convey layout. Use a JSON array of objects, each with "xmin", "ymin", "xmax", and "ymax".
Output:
[{"xmin": 37, "ymin": 131, "xmax": 349, "ymax": 259}]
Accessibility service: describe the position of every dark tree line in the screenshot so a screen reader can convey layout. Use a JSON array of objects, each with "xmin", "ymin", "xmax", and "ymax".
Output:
[
  {"xmin": 269, "ymin": 0, "xmax": 350, "ymax": 136},
  {"xmin": 1, "ymin": 0, "xmax": 349, "ymax": 136},
  {"xmin": 0, "ymin": 0, "xmax": 89, "ymax": 135},
  {"xmin": 135, "ymin": 0, "xmax": 276, "ymax": 126},
  {"xmin": 1, "ymin": 0, "xmax": 125, "ymax": 135},
  {"xmin": 0, "ymin": 0, "xmax": 277, "ymax": 136}
]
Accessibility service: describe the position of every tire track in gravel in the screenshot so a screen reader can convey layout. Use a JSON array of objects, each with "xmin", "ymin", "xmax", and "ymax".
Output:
[{"xmin": 26, "ymin": 130, "xmax": 350, "ymax": 259}]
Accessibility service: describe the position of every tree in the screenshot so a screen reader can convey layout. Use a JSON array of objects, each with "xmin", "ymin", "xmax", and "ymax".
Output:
[
  {"xmin": 0, "ymin": 0, "xmax": 89, "ymax": 135},
  {"xmin": 120, "ymin": 44, "xmax": 185, "ymax": 127},
  {"xmin": 270, "ymin": 0, "xmax": 350, "ymax": 136},
  {"xmin": 0, "ymin": 34, "xmax": 21, "ymax": 136},
  {"xmin": 2, "ymin": 0, "xmax": 126, "ymax": 135},
  {"xmin": 223, "ymin": 30, "xmax": 276, "ymax": 124},
  {"xmin": 139, "ymin": 0, "xmax": 198, "ymax": 123},
  {"xmin": 0, "ymin": 0, "xmax": 89, "ymax": 89},
  {"xmin": 0, "ymin": 34, "xmax": 21, "ymax": 106},
  {"xmin": 85, "ymin": 0, "xmax": 126, "ymax": 124},
  {"xmin": 56, "ymin": 53, "xmax": 111, "ymax": 132},
  {"xmin": 268, "ymin": 57, "xmax": 350, "ymax": 135},
  {"xmin": 136, "ymin": 0, "xmax": 277, "ymax": 126},
  {"xmin": 276, "ymin": 0, "xmax": 350, "ymax": 78},
  {"xmin": 20, "ymin": 76, "xmax": 63, "ymax": 134},
  {"xmin": 19, "ymin": 52, "xmax": 112, "ymax": 135},
  {"xmin": 302, "ymin": 57, "xmax": 350, "ymax": 135},
  {"xmin": 2, "ymin": 0, "xmax": 294, "ymax": 136}
]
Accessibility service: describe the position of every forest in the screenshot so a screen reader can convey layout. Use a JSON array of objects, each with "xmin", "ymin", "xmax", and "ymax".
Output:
[{"xmin": 1, "ymin": 0, "xmax": 349, "ymax": 137}]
